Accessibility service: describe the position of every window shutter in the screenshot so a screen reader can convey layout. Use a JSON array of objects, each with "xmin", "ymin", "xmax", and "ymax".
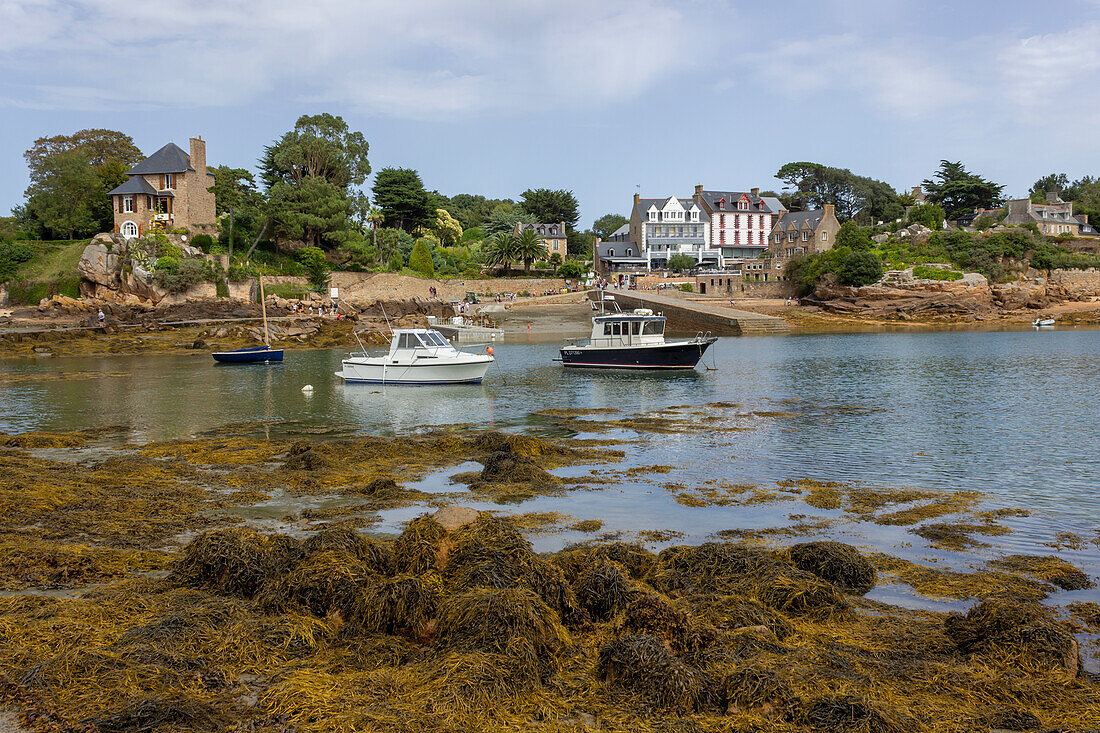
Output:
[
  {"xmin": 160, "ymin": 174, "xmax": 165, "ymax": 190},
  {"xmin": 117, "ymin": 196, "xmax": 122, "ymax": 214}
]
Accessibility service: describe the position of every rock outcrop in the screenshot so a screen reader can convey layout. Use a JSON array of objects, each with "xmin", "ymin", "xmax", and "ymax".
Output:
[
  {"xmin": 77, "ymin": 234, "xmax": 123, "ymax": 290},
  {"xmin": 809, "ymin": 274, "xmax": 995, "ymax": 319}
]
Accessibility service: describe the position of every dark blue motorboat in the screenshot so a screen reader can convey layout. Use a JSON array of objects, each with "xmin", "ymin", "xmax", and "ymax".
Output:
[
  {"xmin": 558, "ymin": 293, "xmax": 716, "ymax": 370},
  {"xmin": 212, "ymin": 345, "xmax": 284, "ymax": 363}
]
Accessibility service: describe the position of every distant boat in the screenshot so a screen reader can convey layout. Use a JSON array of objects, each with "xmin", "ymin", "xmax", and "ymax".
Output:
[
  {"xmin": 336, "ymin": 328, "xmax": 492, "ymax": 384},
  {"xmin": 1032, "ymin": 318, "xmax": 1055, "ymax": 328},
  {"xmin": 213, "ymin": 275, "xmax": 284, "ymax": 363}
]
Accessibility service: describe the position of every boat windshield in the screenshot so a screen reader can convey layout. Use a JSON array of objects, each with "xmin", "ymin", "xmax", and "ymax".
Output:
[
  {"xmin": 642, "ymin": 320, "xmax": 664, "ymax": 335},
  {"xmin": 425, "ymin": 331, "xmax": 450, "ymax": 347}
]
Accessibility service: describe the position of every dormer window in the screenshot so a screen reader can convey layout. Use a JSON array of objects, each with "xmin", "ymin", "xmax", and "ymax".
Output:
[
  {"xmin": 718, "ymin": 198, "xmax": 726, "ymax": 210},
  {"xmin": 738, "ymin": 199, "xmax": 748, "ymax": 210}
]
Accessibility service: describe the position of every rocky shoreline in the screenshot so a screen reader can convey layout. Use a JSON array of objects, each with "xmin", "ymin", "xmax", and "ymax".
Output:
[{"xmin": 0, "ymin": 424, "xmax": 1096, "ymax": 731}]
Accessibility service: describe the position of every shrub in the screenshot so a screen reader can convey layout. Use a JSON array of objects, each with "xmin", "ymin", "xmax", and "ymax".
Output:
[
  {"xmin": 836, "ymin": 221, "xmax": 874, "ymax": 251},
  {"xmin": 191, "ymin": 233, "xmax": 215, "ymax": 251},
  {"xmin": 0, "ymin": 241, "xmax": 33, "ymax": 280},
  {"xmin": 154, "ymin": 256, "xmax": 180, "ymax": 272},
  {"xmin": 913, "ymin": 265, "xmax": 963, "ymax": 281},
  {"xmin": 838, "ymin": 250, "xmax": 883, "ymax": 287},
  {"xmin": 297, "ymin": 246, "xmax": 330, "ymax": 290},
  {"xmin": 679, "ymin": 283, "xmax": 693, "ymax": 293},
  {"xmin": 408, "ymin": 239, "xmax": 434, "ymax": 278},
  {"xmin": 154, "ymin": 259, "xmax": 205, "ymax": 292},
  {"xmin": 906, "ymin": 203, "xmax": 946, "ymax": 231},
  {"xmin": 388, "ymin": 253, "xmax": 404, "ymax": 272},
  {"xmin": 667, "ymin": 254, "xmax": 696, "ymax": 272},
  {"xmin": 557, "ymin": 260, "xmax": 585, "ymax": 279}
]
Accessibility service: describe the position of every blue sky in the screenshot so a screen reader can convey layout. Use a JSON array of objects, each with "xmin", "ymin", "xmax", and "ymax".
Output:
[{"xmin": 2, "ymin": 0, "xmax": 1099, "ymax": 227}]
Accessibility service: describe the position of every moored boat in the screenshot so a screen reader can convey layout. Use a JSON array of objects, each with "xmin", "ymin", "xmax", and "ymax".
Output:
[
  {"xmin": 336, "ymin": 328, "xmax": 493, "ymax": 384},
  {"xmin": 558, "ymin": 294, "xmax": 716, "ymax": 370},
  {"xmin": 212, "ymin": 345, "xmax": 284, "ymax": 363},
  {"xmin": 1033, "ymin": 318, "xmax": 1055, "ymax": 327}
]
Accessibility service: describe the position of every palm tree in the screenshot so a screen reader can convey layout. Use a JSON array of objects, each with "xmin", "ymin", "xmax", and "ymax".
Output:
[
  {"xmin": 514, "ymin": 227, "xmax": 548, "ymax": 272},
  {"xmin": 367, "ymin": 205, "xmax": 385, "ymax": 248},
  {"xmin": 484, "ymin": 231, "xmax": 517, "ymax": 273}
]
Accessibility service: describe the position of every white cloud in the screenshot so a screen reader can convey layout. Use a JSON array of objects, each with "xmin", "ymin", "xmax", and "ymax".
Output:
[
  {"xmin": 0, "ymin": 0, "xmax": 723, "ymax": 117},
  {"xmin": 999, "ymin": 24, "xmax": 1100, "ymax": 118}
]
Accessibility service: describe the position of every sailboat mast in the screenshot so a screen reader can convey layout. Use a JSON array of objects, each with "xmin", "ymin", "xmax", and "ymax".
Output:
[{"xmin": 259, "ymin": 275, "xmax": 270, "ymax": 346}]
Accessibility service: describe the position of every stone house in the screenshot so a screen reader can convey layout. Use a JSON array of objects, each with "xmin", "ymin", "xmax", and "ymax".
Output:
[
  {"xmin": 1003, "ymin": 193, "xmax": 1098, "ymax": 237},
  {"xmin": 515, "ymin": 221, "xmax": 568, "ymax": 257},
  {"xmin": 108, "ymin": 137, "xmax": 216, "ymax": 238},
  {"xmin": 768, "ymin": 205, "xmax": 840, "ymax": 258}
]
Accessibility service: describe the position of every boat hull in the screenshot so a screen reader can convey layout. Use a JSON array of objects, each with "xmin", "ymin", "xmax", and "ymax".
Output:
[
  {"xmin": 336, "ymin": 355, "xmax": 492, "ymax": 384},
  {"xmin": 559, "ymin": 338, "xmax": 716, "ymax": 370},
  {"xmin": 212, "ymin": 347, "xmax": 284, "ymax": 363}
]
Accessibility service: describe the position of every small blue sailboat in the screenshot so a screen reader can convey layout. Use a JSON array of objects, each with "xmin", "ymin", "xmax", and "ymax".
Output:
[
  {"xmin": 212, "ymin": 344, "xmax": 284, "ymax": 363},
  {"xmin": 212, "ymin": 275, "xmax": 284, "ymax": 364}
]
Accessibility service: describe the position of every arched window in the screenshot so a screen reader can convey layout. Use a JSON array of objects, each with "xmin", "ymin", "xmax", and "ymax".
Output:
[
  {"xmin": 608, "ymin": 249, "xmax": 615, "ymax": 257},
  {"xmin": 121, "ymin": 221, "xmax": 139, "ymax": 238},
  {"xmin": 626, "ymin": 248, "xmax": 633, "ymax": 256}
]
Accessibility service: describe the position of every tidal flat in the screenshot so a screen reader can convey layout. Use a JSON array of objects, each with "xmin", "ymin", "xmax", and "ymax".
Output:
[{"xmin": 0, "ymin": 419, "xmax": 1097, "ymax": 732}]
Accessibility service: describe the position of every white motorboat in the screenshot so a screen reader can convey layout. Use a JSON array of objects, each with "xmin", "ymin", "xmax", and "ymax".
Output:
[
  {"xmin": 1033, "ymin": 318, "xmax": 1055, "ymax": 328},
  {"xmin": 336, "ymin": 328, "xmax": 493, "ymax": 385}
]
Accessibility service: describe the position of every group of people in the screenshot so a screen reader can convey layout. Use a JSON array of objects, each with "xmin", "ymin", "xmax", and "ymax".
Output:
[{"xmin": 428, "ymin": 286, "xmax": 438, "ymax": 298}]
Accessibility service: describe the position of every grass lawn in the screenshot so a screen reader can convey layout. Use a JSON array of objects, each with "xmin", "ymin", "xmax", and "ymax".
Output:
[{"xmin": 10, "ymin": 239, "xmax": 90, "ymax": 282}]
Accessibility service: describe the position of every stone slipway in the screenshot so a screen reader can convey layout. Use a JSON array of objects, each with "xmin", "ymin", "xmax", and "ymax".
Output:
[{"xmin": 600, "ymin": 289, "xmax": 790, "ymax": 335}]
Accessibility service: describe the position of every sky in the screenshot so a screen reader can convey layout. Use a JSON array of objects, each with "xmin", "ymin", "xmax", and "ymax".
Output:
[{"xmin": 2, "ymin": 0, "xmax": 1100, "ymax": 227}]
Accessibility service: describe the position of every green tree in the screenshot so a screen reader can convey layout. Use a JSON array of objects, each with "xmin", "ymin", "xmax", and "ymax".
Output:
[
  {"xmin": 431, "ymin": 208, "xmax": 463, "ymax": 246},
  {"xmin": 262, "ymin": 113, "xmax": 370, "ymax": 246},
  {"xmin": 519, "ymin": 188, "xmax": 580, "ymax": 229},
  {"xmin": 408, "ymin": 239, "xmax": 435, "ymax": 277},
  {"xmin": 372, "ymin": 168, "xmax": 433, "ymax": 233},
  {"xmin": 268, "ymin": 177, "xmax": 351, "ymax": 247},
  {"xmin": 367, "ymin": 205, "xmax": 385, "ymax": 248},
  {"xmin": 906, "ymin": 203, "xmax": 946, "ymax": 231},
  {"xmin": 667, "ymin": 253, "xmax": 696, "ymax": 272},
  {"xmin": 1030, "ymin": 173, "xmax": 1072, "ymax": 201},
  {"xmin": 25, "ymin": 150, "xmax": 100, "ymax": 239},
  {"xmin": 775, "ymin": 162, "xmax": 902, "ymax": 222},
  {"xmin": 482, "ymin": 205, "xmax": 536, "ymax": 237},
  {"xmin": 592, "ymin": 213, "xmax": 628, "ymax": 240},
  {"xmin": 567, "ymin": 230, "xmax": 595, "ymax": 257},
  {"xmin": 23, "ymin": 128, "xmax": 143, "ymax": 236},
  {"xmin": 922, "ymin": 161, "xmax": 1004, "ymax": 221},
  {"xmin": 443, "ymin": 194, "xmax": 515, "ymax": 229},
  {"xmin": 514, "ymin": 227, "xmax": 547, "ymax": 272},
  {"xmin": 483, "ymin": 231, "xmax": 518, "ymax": 272},
  {"xmin": 836, "ymin": 221, "xmax": 873, "ymax": 250},
  {"xmin": 297, "ymin": 246, "xmax": 330, "ymax": 290},
  {"xmin": 838, "ymin": 250, "xmax": 884, "ymax": 286}
]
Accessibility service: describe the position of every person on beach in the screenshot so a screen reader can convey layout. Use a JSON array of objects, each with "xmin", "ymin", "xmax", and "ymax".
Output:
[{"xmin": 97, "ymin": 309, "xmax": 105, "ymax": 325}]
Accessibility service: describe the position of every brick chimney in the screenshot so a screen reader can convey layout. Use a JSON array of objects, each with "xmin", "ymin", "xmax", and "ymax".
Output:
[
  {"xmin": 694, "ymin": 184, "xmax": 703, "ymax": 195},
  {"xmin": 824, "ymin": 204, "xmax": 835, "ymax": 219},
  {"xmin": 751, "ymin": 187, "xmax": 760, "ymax": 197},
  {"xmin": 189, "ymin": 136, "xmax": 207, "ymax": 173},
  {"xmin": 1080, "ymin": 214, "xmax": 1089, "ymax": 224},
  {"xmin": 1045, "ymin": 191, "xmax": 1060, "ymax": 203},
  {"xmin": 634, "ymin": 193, "xmax": 640, "ymax": 205}
]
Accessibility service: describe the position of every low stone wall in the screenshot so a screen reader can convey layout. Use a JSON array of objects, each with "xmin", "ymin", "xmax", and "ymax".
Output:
[
  {"xmin": 1047, "ymin": 268, "xmax": 1100, "ymax": 301},
  {"xmin": 328, "ymin": 273, "xmax": 570, "ymax": 303},
  {"xmin": 736, "ymin": 281, "xmax": 797, "ymax": 298}
]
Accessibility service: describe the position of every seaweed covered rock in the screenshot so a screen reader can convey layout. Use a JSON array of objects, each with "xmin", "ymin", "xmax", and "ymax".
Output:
[
  {"xmin": 650, "ymin": 542, "xmax": 787, "ymax": 595},
  {"xmin": 989, "ymin": 554, "xmax": 1095, "ymax": 591},
  {"xmin": 443, "ymin": 515, "xmax": 580, "ymax": 621},
  {"xmin": 359, "ymin": 477, "xmax": 400, "ymax": 497},
  {"xmin": 690, "ymin": 595, "xmax": 794, "ymax": 641},
  {"xmin": 758, "ymin": 573, "xmax": 850, "ymax": 620},
  {"xmin": 555, "ymin": 541, "xmax": 656, "ymax": 583},
  {"xmin": 283, "ymin": 441, "xmax": 330, "ymax": 471},
  {"xmin": 796, "ymin": 695, "xmax": 906, "ymax": 733},
  {"xmin": 83, "ymin": 696, "xmax": 226, "ymax": 733},
  {"xmin": 614, "ymin": 592, "xmax": 722, "ymax": 662},
  {"xmin": 788, "ymin": 541, "xmax": 877, "ymax": 594},
  {"xmin": 596, "ymin": 634, "xmax": 716, "ymax": 712},
  {"xmin": 355, "ymin": 574, "xmax": 441, "ymax": 640},
  {"xmin": 477, "ymin": 450, "xmax": 557, "ymax": 487},
  {"xmin": 574, "ymin": 559, "xmax": 637, "ymax": 621},
  {"xmin": 473, "ymin": 431, "xmax": 556, "ymax": 458},
  {"xmin": 945, "ymin": 599, "xmax": 1080, "ymax": 675},
  {"xmin": 170, "ymin": 528, "xmax": 302, "ymax": 598},
  {"xmin": 719, "ymin": 662, "xmax": 789, "ymax": 714},
  {"xmin": 257, "ymin": 550, "xmax": 375, "ymax": 618},
  {"xmin": 393, "ymin": 515, "xmax": 448, "ymax": 575},
  {"xmin": 303, "ymin": 526, "xmax": 394, "ymax": 575},
  {"xmin": 436, "ymin": 587, "xmax": 570, "ymax": 672},
  {"xmin": 972, "ymin": 704, "xmax": 1040, "ymax": 731}
]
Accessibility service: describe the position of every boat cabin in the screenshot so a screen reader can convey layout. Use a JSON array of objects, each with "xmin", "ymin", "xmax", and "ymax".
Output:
[
  {"xmin": 389, "ymin": 329, "xmax": 457, "ymax": 357},
  {"xmin": 588, "ymin": 309, "xmax": 667, "ymax": 347}
]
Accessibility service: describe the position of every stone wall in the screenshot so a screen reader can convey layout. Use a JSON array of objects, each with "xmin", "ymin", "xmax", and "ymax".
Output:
[{"xmin": 1047, "ymin": 269, "xmax": 1100, "ymax": 301}]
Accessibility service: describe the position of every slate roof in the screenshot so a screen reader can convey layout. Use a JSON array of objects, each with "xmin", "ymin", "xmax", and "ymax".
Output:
[
  {"xmin": 596, "ymin": 242, "xmax": 643, "ymax": 260},
  {"xmin": 126, "ymin": 142, "xmax": 194, "ymax": 175},
  {"xmin": 775, "ymin": 210, "xmax": 825, "ymax": 230},
  {"xmin": 107, "ymin": 177, "xmax": 158, "ymax": 196},
  {"xmin": 697, "ymin": 190, "xmax": 780, "ymax": 214},
  {"xmin": 634, "ymin": 197, "xmax": 709, "ymax": 220}
]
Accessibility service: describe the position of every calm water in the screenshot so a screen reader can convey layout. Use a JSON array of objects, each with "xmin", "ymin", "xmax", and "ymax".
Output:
[{"xmin": 2, "ymin": 331, "xmax": 1099, "ymax": 599}]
